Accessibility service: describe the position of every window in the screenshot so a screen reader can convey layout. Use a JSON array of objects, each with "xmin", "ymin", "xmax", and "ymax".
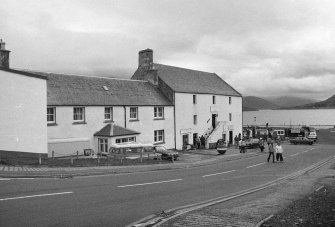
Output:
[
  {"xmin": 193, "ymin": 95, "xmax": 197, "ymax": 104},
  {"xmin": 276, "ymin": 130, "xmax": 285, "ymax": 136},
  {"xmin": 98, "ymin": 138, "xmax": 108, "ymax": 153},
  {"xmin": 193, "ymin": 115, "xmax": 197, "ymax": 125},
  {"xmin": 229, "ymin": 113, "xmax": 232, "ymax": 121},
  {"xmin": 73, "ymin": 107, "xmax": 85, "ymax": 122},
  {"xmin": 47, "ymin": 107, "xmax": 56, "ymax": 124},
  {"xmin": 213, "ymin": 96, "xmax": 216, "ymax": 104},
  {"xmin": 229, "ymin": 97, "xmax": 232, "ymax": 105},
  {"xmin": 154, "ymin": 130, "xmax": 164, "ymax": 143},
  {"xmin": 154, "ymin": 107, "xmax": 164, "ymax": 119},
  {"xmin": 115, "ymin": 137, "xmax": 136, "ymax": 144},
  {"xmin": 130, "ymin": 107, "xmax": 138, "ymax": 120},
  {"xmin": 104, "ymin": 107, "xmax": 113, "ymax": 121}
]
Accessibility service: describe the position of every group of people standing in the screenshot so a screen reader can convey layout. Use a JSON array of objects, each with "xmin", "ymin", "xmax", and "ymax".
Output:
[
  {"xmin": 195, "ymin": 135, "xmax": 206, "ymax": 149},
  {"xmin": 266, "ymin": 138, "xmax": 284, "ymax": 163}
]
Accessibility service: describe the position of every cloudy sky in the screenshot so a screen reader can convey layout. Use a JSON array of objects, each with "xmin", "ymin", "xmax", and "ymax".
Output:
[{"xmin": 1, "ymin": 0, "xmax": 335, "ymax": 100}]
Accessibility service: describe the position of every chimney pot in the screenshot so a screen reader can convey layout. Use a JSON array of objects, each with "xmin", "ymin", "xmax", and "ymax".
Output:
[
  {"xmin": 0, "ymin": 39, "xmax": 10, "ymax": 68},
  {"xmin": 138, "ymin": 48, "xmax": 153, "ymax": 69}
]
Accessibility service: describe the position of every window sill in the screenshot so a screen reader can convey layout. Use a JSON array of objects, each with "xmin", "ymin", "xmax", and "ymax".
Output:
[
  {"xmin": 153, "ymin": 141, "xmax": 165, "ymax": 145},
  {"xmin": 72, "ymin": 121, "xmax": 87, "ymax": 125},
  {"xmin": 104, "ymin": 120, "xmax": 114, "ymax": 123},
  {"xmin": 154, "ymin": 118, "xmax": 165, "ymax": 121},
  {"xmin": 129, "ymin": 119, "xmax": 139, "ymax": 122},
  {"xmin": 47, "ymin": 123, "xmax": 58, "ymax": 126}
]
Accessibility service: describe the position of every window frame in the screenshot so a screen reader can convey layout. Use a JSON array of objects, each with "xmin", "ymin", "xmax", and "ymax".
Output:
[
  {"xmin": 229, "ymin": 97, "xmax": 232, "ymax": 105},
  {"xmin": 213, "ymin": 96, "xmax": 216, "ymax": 104},
  {"xmin": 47, "ymin": 107, "xmax": 56, "ymax": 124},
  {"xmin": 98, "ymin": 138, "xmax": 108, "ymax": 153},
  {"xmin": 193, "ymin": 115, "xmax": 197, "ymax": 125},
  {"xmin": 104, "ymin": 107, "xmax": 113, "ymax": 121},
  {"xmin": 73, "ymin": 107, "xmax": 85, "ymax": 123},
  {"xmin": 229, "ymin": 113, "xmax": 232, "ymax": 121},
  {"xmin": 115, "ymin": 136, "xmax": 136, "ymax": 144},
  {"xmin": 129, "ymin": 107, "xmax": 138, "ymax": 120},
  {"xmin": 154, "ymin": 107, "xmax": 164, "ymax": 119},
  {"xmin": 154, "ymin": 130, "xmax": 165, "ymax": 143},
  {"xmin": 193, "ymin": 95, "xmax": 197, "ymax": 104}
]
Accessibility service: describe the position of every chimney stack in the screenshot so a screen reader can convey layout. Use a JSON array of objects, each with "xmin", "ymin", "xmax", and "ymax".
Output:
[
  {"xmin": 138, "ymin": 48, "xmax": 153, "ymax": 69},
  {"xmin": 0, "ymin": 39, "xmax": 10, "ymax": 68}
]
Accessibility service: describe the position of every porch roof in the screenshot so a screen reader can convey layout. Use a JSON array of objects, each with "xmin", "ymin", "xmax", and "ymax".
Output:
[{"xmin": 94, "ymin": 124, "xmax": 140, "ymax": 137}]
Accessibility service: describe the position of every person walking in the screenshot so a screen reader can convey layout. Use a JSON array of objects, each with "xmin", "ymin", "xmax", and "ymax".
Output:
[
  {"xmin": 234, "ymin": 135, "xmax": 239, "ymax": 149},
  {"xmin": 267, "ymin": 140, "xmax": 275, "ymax": 163},
  {"xmin": 200, "ymin": 135, "xmax": 205, "ymax": 149},
  {"xmin": 259, "ymin": 138, "xmax": 265, "ymax": 152},
  {"xmin": 275, "ymin": 141, "xmax": 284, "ymax": 162},
  {"xmin": 195, "ymin": 136, "xmax": 201, "ymax": 149}
]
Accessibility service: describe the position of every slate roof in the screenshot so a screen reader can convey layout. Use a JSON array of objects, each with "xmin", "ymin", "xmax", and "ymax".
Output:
[
  {"xmin": 94, "ymin": 124, "xmax": 140, "ymax": 137},
  {"xmin": 153, "ymin": 63, "xmax": 241, "ymax": 97},
  {"xmin": 29, "ymin": 71, "xmax": 173, "ymax": 106}
]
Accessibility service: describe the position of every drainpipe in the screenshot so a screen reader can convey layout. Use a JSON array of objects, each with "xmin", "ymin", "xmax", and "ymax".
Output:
[
  {"xmin": 173, "ymin": 91, "xmax": 176, "ymax": 150},
  {"xmin": 124, "ymin": 106, "xmax": 127, "ymax": 128}
]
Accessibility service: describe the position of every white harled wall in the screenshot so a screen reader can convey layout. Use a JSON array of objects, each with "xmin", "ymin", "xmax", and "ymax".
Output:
[
  {"xmin": 174, "ymin": 93, "xmax": 242, "ymax": 150},
  {"xmin": 0, "ymin": 70, "xmax": 47, "ymax": 154},
  {"xmin": 47, "ymin": 106, "xmax": 174, "ymax": 156}
]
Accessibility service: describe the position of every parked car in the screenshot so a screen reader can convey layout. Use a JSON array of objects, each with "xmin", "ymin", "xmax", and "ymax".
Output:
[
  {"xmin": 245, "ymin": 138, "xmax": 260, "ymax": 149},
  {"xmin": 153, "ymin": 146, "xmax": 179, "ymax": 161},
  {"xmin": 307, "ymin": 131, "xmax": 317, "ymax": 142},
  {"xmin": 289, "ymin": 137, "xmax": 313, "ymax": 145}
]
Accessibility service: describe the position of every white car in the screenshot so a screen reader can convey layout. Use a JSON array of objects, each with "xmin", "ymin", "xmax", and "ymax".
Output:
[{"xmin": 307, "ymin": 131, "xmax": 317, "ymax": 142}]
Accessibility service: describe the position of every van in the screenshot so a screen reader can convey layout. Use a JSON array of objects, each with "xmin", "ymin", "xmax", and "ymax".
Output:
[{"xmin": 307, "ymin": 131, "xmax": 317, "ymax": 142}]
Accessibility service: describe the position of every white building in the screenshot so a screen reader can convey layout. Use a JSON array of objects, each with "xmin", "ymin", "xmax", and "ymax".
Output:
[
  {"xmin": 0, "ymin": 41, "xmax": 242, "ymax": 158},
  {"xmin": 0, "ymin": 40, "xmax": 47, "ymax": 155},
  {"xmin": 132, "ymin": 49, "xmax": 243, "ymax": 149}
]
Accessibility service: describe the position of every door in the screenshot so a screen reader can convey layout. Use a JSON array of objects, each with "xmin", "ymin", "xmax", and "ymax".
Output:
[
  {"xmin": 229, "ymin": 131, "xmax": 233, "ymax": 146},
  {"xmin": 183, "ymin": 134, "xmax": 189, "ymax": 146},
  {"xmin": 212, "ymin": 114, "xmax": 217, "ymax": 128},
  {"xmin": 193, "ymin": 133, "xmax": 198, "ymax": 146}
]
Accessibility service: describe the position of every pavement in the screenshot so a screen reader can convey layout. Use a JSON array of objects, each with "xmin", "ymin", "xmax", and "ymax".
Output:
[{"xmin": 0, "ymin": 146, "xmax": 263, "ymax": 178}]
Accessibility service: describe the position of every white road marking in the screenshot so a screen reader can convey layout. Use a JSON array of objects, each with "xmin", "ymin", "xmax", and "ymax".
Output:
[
  {"xmin": 0, "ymin": 178, "xmax": 10, "ymax": 181},
  {"xmin": 315, "ymin": 185, "xmax": 324, "ymax": 192},
  {"xmin": 118, "ymin": 179, "xmax": 183, "ymax": 188},
  {"xmin": 202, "ymin": 170, "xmax": 236, "ymax": 178},
  {"xmin": 290, "ymin": 153, "xmax": 299, "ymax": 157},
  {"xmin": 0, "ymin": 191, "xmax": 73, "ymax": 201},
  {"xmin": 246, "ymin": 163, "xmax": 266, "ymax": 169}
]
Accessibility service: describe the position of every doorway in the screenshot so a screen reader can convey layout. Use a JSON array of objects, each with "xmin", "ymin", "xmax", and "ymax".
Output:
[
  {"xmin": 193, "ymin": 133, "xmax": 198, "ymax": 147},
  {"xmin": 229, "ymin": 131, "xmax": 233, "ymax": 146},
  {"xmin": 182, "ymin": 134, "xmax": 189, "ymax": 146},
  {"xmin": 212, "ymin": 114, "xmax": 217, "ymax": 128}
]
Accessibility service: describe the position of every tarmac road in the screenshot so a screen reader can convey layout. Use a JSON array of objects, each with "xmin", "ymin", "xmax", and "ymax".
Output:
[{"xmin": 0, "ymin": 144, "xmax": 334, "ymax": 227}]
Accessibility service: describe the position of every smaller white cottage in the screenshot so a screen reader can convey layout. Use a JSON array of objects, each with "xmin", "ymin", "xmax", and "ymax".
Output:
[{"xmin": 0, "ymin": 40, "xmax": 48, "ymax": 156}]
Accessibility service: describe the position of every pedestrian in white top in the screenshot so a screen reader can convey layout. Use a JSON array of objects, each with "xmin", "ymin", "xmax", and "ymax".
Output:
[{"xmin": 275, "ymin": 141, "xmax": 284, "ymax": 162}]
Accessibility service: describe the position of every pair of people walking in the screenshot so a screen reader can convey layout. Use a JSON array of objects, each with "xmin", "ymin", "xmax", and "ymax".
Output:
[{"xmin": 267, "ymin": 139, "xmax": 284, "ymax": 163}]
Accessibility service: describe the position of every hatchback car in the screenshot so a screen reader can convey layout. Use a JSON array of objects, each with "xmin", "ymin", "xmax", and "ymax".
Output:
[
  {"xmin": 307, "ymin": 131, "xmax": 317, "ymax": 142},
  {"xmin": 153, "ymin": 146, "xmax": 179, "ymax": 161},
  {"xmin": 289, "ymin": 137, "xmax": 313, "ymax": 145}
]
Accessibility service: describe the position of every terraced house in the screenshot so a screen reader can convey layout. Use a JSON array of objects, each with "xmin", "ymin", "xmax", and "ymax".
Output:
[{"xmin": 0, "ymin": 41, "xmax": 242, "ymax": 158}]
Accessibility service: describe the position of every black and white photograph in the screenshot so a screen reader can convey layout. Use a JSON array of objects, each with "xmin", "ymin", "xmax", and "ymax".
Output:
[{"xmin": 1, "ymin": 1, "xmax": 335, "ymax": 226}]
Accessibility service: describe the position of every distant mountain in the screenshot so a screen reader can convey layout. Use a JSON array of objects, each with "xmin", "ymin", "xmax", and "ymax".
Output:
[
  {"xmin": 265, "ymin": 96, "xmax": 318, "ymax": 108},
  {"xmin": 243, "ymin": 96, "xmax": 279, "ymax": 110},
  {"xmin": 293, "ymin": 95, "xmax": 335, "ymax": 109}
]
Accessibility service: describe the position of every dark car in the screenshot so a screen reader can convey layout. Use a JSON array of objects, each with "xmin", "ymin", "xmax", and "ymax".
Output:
[
  {"xmin": 245, "ymin": 138, "xmax": 260, "ymax": 149},
  {"xmin": 289, "ymin": 137, "xmax": 313, "ymax": 145},
  {"xmin": 154, "ymin": 146, "xmax": 179, "ymax": 161}
]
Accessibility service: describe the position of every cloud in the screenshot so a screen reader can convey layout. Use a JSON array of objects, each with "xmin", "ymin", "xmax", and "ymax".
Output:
[{"xmin": 1, "ymin": 0, "xmax": 335, "ymax": 100}]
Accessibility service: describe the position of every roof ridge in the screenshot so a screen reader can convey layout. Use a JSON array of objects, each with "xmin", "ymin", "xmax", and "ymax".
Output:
[
  {"xmin": 154, "ymin": 63, "xmax": 216, "ymax": 75},
  {"xmin": 17, "ymin": 68, "xmax": 149, "ymax": 83}
]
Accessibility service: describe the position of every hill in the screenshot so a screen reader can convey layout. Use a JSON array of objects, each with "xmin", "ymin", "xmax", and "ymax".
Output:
[
  {"xmin": 295, "ymin": 95, "xmax": 335, "ymax": 109},
  {"xmin": 265, "ymin": 96, "xmax": 318, "ymax": 108},
  {"xmin": 243, "ymin": 96, "xmax": 279, "ymax": 110}
]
